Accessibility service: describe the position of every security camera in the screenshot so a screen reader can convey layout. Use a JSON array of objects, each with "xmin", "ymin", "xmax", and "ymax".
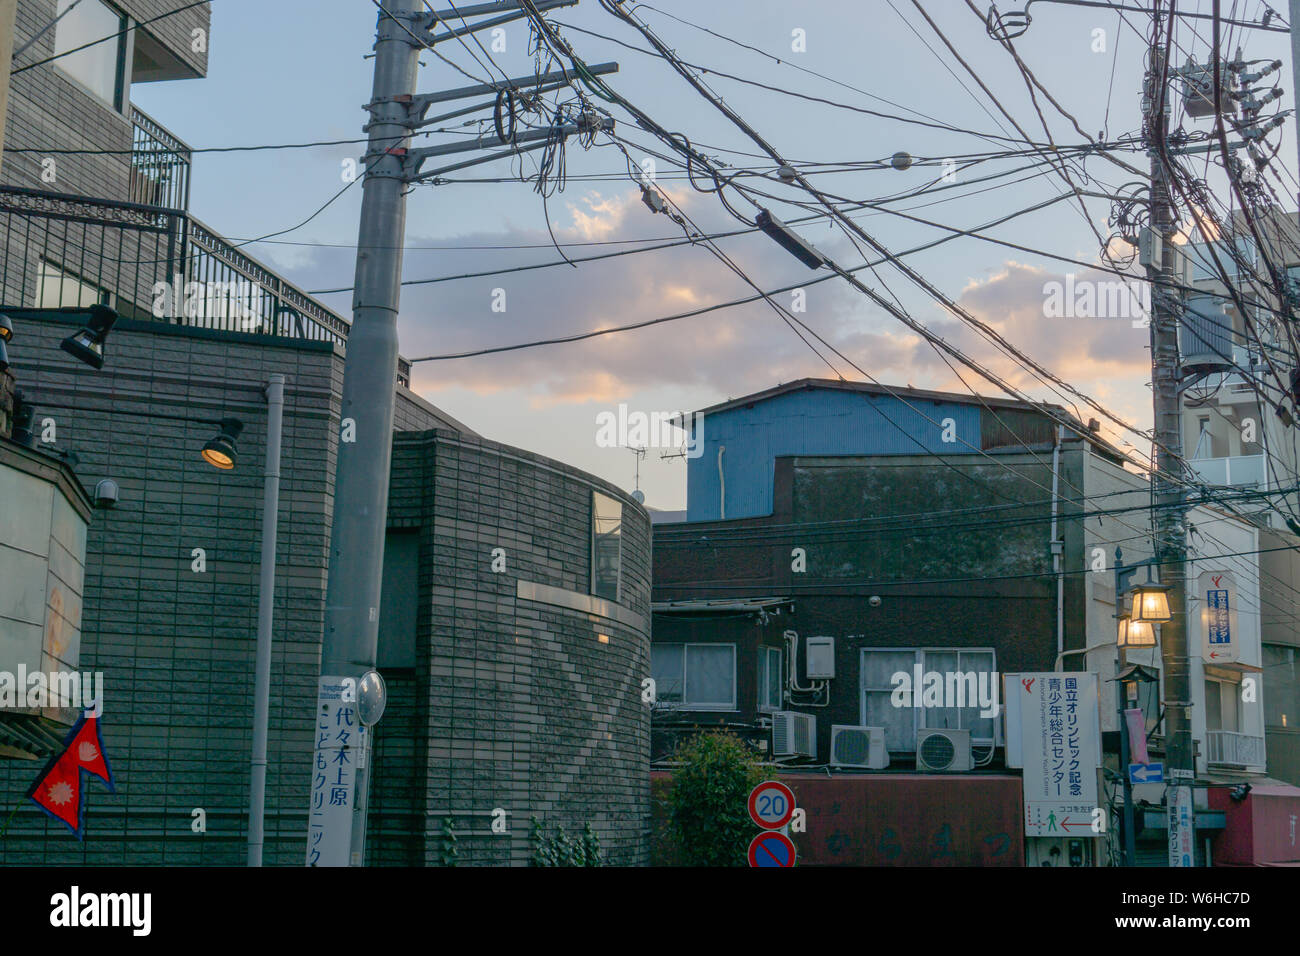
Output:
[{"xmin": 94, "ymin": 478, "xmax": 120, "ymax": 508}]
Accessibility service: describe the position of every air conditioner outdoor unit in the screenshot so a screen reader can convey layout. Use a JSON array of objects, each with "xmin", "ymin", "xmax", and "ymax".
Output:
[
  {"xmin": 830, "ymin": 725, "xmax": 889, "ymax": 769},
  {"xmin": 916, "ymin": 728, "xmax": 973, "ymax": 773},
  {"xmin": 772, "ymin": 711, "xmax": 816, "ymax": 758}
]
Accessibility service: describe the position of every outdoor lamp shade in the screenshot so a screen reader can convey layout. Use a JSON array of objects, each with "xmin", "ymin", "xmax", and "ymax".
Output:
[
  {"xmin": 0, "ymin": 312, "xmax": 12, "ymax": 341},
  {"xmin": 1131, "ymin": 583, "xmax": 1171, "ymax": 623},
  {"xmin": 1117, "ymin": 614, "xmax": 1157, "ymax": 647},
  {"xmin": 60, "ymin": 305, "xmax": 117, "ymax": 370},
  {"xmin": 201, "ymin": 418, "xmax": 243, "ymax": 470}
]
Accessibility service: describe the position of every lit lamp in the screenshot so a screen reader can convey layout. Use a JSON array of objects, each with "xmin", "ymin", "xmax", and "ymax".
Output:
[
  {"xmin": 1117, "ymin": 613, "xmax": 1157, "ymax": 648},
  {"xmin": 1130, "ymin": 583, "xmax": 1172, "ymax": 623},
  {"xmin": 201, "ymin": 418, "xmax": 243, "ymax": 470},
  {"xmin": 0, "ymin": 312, "xmax": 12, "ymax": 371}
]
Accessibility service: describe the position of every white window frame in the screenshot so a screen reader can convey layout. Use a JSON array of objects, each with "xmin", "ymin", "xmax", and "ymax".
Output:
[
  {"xmin": 858, "ymin": 647, "xmax": 1000, "ymax": 752},
  {"xmin": 52, "ymin": 0, "xmax": 131, "ymax": 114},
  {"xmin": 757, "ymin": 645, "xmax": 783, "ymax": 713},
  {"xmin": 652, "ymin": 642, "xmax": 736, "ymax": 711}
]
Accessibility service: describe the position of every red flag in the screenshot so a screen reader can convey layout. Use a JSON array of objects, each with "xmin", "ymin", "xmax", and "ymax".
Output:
[{"xmin": 27, "ymin": 713, "xmax": 115, "ymax": 839}]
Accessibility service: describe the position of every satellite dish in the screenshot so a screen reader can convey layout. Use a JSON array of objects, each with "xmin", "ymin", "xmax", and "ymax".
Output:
[{"xmin": 632, "ymin": 489, "xmax": 645, "ymax": 504}]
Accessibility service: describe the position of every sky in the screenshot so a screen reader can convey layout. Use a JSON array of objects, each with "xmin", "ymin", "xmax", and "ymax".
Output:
[{"xmin": 128, "ymin": 0, "xmax": 1297, "ymax": 511}]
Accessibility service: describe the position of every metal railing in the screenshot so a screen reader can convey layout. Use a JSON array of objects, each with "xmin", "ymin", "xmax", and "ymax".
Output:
[
  {"xmin": 130, "ymin": 106, "xmax": 191, "ymax": 211},
  {"xmin": 0, "ymin": 184, "xmax": 412, "ymax": 388},
  {"xmin": 1205, "ymin": 729, "xmax": 1265, "ymax": 769}
]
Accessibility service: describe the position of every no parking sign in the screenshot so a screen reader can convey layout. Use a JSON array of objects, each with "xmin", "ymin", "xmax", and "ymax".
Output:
[{"xmin": 748, "ymin": 781, "xmax": 797, "ymax": 867}]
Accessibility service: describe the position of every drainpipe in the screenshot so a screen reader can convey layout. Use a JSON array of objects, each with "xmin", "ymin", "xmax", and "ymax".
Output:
[
  {"xmin": 717, "ymin": 445, "xmax": 726, "ymax": 519},
  {"xmin": 1051, "ymin": 425, "xmax": 1065, "ymax": 661},
  {"xmin": 248, "ymin": 374, "xmax": 285, "ymax": 866}
]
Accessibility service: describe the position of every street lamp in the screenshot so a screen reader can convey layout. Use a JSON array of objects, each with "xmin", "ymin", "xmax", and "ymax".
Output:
[
  {"xmin": 1112, "ymin": 546, "xmax": 1166, "ymax": 866},
  {"xmin": 1117, "ymin": 614, "xmax": 1157, "ymax": 648},
  {"xmin": 1130, "ymin": 583, "xmax": 1172, "ymax": 624}
]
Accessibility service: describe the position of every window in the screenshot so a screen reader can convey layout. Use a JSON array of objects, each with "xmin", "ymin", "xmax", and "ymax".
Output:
[
  {"xmin": 651, "ymin": 643, "xmax": 735, "ymax": 710},
  {"xmin": 591, "ymin": 491, "xmax": 622, "ymax": 602},
  {"xmin": 1263, "ymin": 645, "xmax": 1298, "ymax": 729},
  {"xmin": 54, "ymin": 0, "xmax": 128, "ymax": 110},
  {"xmin": 758, "ymin": 646, "xmax": 783, "ymax": 712},
  {"xmin": 1204, "ymin": 677, "xmax": 1241, "ymax": 733},
  {"xmin": 35, "ymin": 258, "xmax": 110, "ymax": 309},
  {"xmin": 860, "ymin": 648, "xmax": 997, "ymax": 753}
]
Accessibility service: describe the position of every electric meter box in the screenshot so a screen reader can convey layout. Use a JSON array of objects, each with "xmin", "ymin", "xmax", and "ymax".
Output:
[{"xmin": 806, "ymin": 636, "xmax": 835, "ymax": 679}]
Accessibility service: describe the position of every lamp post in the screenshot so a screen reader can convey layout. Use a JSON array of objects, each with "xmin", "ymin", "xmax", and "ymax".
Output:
[{"xmin": 1112, "ymin": 546, "xmax": 1170, "ymax": 866}]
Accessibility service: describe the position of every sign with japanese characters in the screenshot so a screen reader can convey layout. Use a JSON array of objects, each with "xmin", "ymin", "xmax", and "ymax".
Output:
[
  {"xmin": 1018, "ymin": 673, "xmax": 1101, "ymax": 837},
  {"xmin": 1168, "ymin": 782, "xmax": 1194, "ymax": 867},
  {"xmin": 1199, "ymin": 570, "xmax": 1239, "ymax": 664},
  {"xmin": 306, "ymin": 676, "xmax": 366, "ymax": 867}
]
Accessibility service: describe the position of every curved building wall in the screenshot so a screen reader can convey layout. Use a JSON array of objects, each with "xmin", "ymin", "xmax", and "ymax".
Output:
[{"xmin": 369, "ymin": 430, "xmax": 652, "ymax": 866}]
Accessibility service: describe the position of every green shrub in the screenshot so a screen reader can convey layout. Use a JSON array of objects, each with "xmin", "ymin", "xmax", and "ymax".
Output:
[{"xmin": 669, "ymin": 730, "xmax": 770, "ymax": 866}]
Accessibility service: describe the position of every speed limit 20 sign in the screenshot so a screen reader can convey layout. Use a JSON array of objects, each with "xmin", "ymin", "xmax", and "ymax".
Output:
[{"xmin": 748, "ymin": 780, "xmax": 796, "ymax": 829}]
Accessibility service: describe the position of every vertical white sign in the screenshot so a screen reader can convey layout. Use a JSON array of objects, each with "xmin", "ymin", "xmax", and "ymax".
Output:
[
  {"xmin": 1018, "ymin": 673, "xmax": 1102, "ymax": 837},
  {"xmin": 1199, "ymin": 570, "xmax": 1239, "ymax": 664},
  {"xmin": 1168, "ymin": 783, "xmax": 1194, "ymax": 867},
  {"xmin": 307, "ymin": 676, "xmax": 361, "ymax": 867}
]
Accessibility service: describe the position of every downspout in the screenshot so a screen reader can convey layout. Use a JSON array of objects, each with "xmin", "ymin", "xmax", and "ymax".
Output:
[
  {"xmin": 717, "ymin": 445, "xmax": 726, "ymax": 520},
  {"xmin": 1051, "ymin": 425, "xmax": 1065, "ymax": 661}
]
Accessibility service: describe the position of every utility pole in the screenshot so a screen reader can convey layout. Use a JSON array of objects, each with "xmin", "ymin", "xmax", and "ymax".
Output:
[
  {"xmin": 309, "ymin": 0, "xmax": 423, "ymax": 868},
  {"xmin": 1144, "ymin": 1, "xmax": 1196, "ymax": 854},
  {"xmin": 1291, "ymin": 1, "xmax": 1300, "ymax": 209},
  {"xmin": 308, "ymin": 0, "xmax": 607, "ymax": 866}
]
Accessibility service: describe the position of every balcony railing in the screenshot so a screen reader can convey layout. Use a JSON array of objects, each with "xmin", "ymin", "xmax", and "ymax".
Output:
[
  {"xmin": 1189, "ymin": 454, "xmax": 1265, "ymax": 488},
  {"xmin": 1205, "ymin": 730, "xmax": 1265, "ymax": 769},
  {"xmin": 130, "ymin": 106, "xmax": 191, "ymax": 211},
  {"xmin": 0, "ymin": 184, "xmax": 412, "ymax": 388}
]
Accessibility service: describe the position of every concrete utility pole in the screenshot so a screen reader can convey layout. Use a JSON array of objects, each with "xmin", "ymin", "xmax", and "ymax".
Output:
[
  {"xmin": 1144, "ymin": 2, "xmax": 1196, "ymax": 821},
  {"xmin": 308, "ymin": 0, "xmax": 591, "ymax": 867},
  {"xmin": 1290, "ymin": 1, "xmax": 1300, "ymax": 208},
  {"xmin": 310, "ymin": 0, "xmax": 423, "ymax": 868}
]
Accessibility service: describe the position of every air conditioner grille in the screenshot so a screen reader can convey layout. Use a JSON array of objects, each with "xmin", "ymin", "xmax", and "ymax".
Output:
[
  {"xmin": 919, "ymin": 732, "xmax": 955, "ymax": 770},
  {"xmin": 833, "ymin": 729, "xmax": 871, "ymax": 765}
]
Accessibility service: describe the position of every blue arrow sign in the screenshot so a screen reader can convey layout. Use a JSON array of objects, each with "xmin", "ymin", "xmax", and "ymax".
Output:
[{"xmin": 1129, "ymin": 762, "xmax": 1164, "ymax": 784}]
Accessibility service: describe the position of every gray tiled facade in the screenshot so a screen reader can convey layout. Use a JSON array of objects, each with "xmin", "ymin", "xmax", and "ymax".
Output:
[
  {"xmin": 370, "ymin": 432, "xmax": 651, "ymax": 866},
  {"xmin": 1, "ymin": 315, "xmax": 651, "ymax": 865}
]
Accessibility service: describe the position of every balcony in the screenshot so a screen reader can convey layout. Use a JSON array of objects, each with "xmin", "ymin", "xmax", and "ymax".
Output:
[
  {"xmin": 1205, "ymin": 730, "xmax": 1266, "ymax": 769},
  {"xmin": 130, "ymin": 106, "xmax": 191, "ymax": 211},
  {"xmin": 1189, "ymin": 454, "xmax": 1265, "ymax": 488},
  {"xmin": 0, "ymin": 106, "xmax": 413, "ymax": 388}
]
